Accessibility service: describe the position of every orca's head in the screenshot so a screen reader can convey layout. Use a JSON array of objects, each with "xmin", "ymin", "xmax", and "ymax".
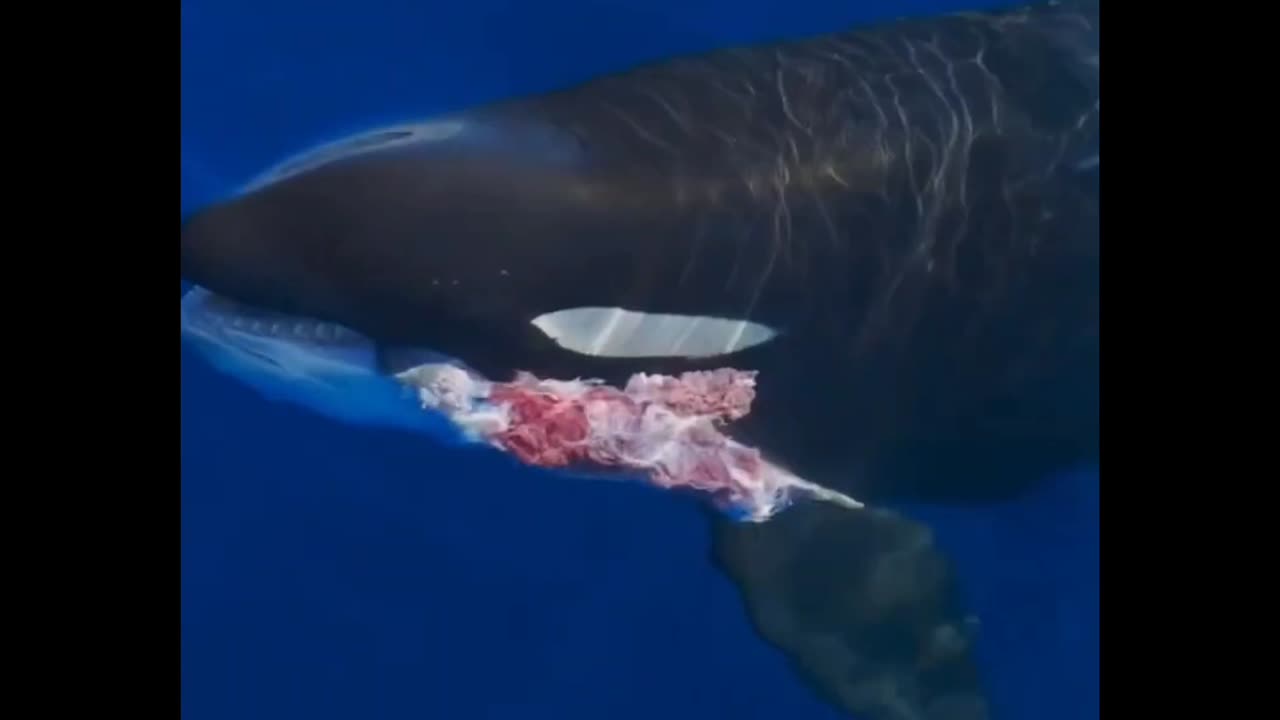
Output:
[{"xmin": 180, "ymin": 116, "xmax": 780, "ymax": 427}]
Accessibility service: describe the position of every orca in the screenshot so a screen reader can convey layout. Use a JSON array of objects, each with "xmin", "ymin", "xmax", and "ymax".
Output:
[{"xmin": 180, "ymin": 1, "xmax": 1098, "ymax": 717}]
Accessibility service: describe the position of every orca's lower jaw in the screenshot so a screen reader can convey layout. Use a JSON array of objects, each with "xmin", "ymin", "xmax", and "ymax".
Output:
[{"xmin": 179, "ymin": 286, "xmax": 462, "ymax": 439}]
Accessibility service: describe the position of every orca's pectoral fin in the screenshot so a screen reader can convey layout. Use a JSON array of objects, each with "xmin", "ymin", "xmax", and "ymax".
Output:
[{"xmin": 711, "ymin": 503, "xmax": 987, "ymax": 720}]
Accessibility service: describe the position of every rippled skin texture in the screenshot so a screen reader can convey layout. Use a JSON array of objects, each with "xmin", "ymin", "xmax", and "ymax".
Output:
[
  {"xmin": 181, "ymin": 2, "xmax": 1098, "ymax": 718},
  {"xmin": 542, "ymin": 0, "xmax": 1097, "ymax": 504},
  {"xmin": 495, "ymin": 1, "xmax": 1099, "ymax": 503}
]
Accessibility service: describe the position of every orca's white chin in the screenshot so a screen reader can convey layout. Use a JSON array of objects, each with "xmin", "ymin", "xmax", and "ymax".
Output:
[{"xmin": 179, "ymin": 286, "xmax": 463, "ymax": 440}]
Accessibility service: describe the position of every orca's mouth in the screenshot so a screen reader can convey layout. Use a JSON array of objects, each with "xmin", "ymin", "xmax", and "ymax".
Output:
[
  {"xmin": 180, "ymin": 285, "xmax": 473, "ymax": 438},
  {"xmin": 180, "ymin": 288, "xmax": 366, "ymax": 349},
  {"xmin": 180, "ymin": 286, "xmax": 388, "ymax": 385}
]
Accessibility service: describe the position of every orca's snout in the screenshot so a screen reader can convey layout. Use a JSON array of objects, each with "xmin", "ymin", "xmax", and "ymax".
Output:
[
  {"xmin": 179, "ymin": 209, "xmax": 212, "ymax": 289},
  {"xmin": 180, "ymin": 203, "xmax": 245, "ymax": 295},
  {"xmin": 174, "ymin": 108, "xmax": 648, "ymax": 359},
  {"xmin": 179, "ymin": 214, "xmax": 200, "ymax": 288},
  {"xmin": 178, "ymin": 197, "xmax": 308, "ymax": 317}
]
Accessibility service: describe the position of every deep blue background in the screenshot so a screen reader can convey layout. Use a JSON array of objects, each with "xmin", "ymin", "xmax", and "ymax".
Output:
[{"xmin": 180, "ymin": 1, "xmax": 1099, "ymax": 718}]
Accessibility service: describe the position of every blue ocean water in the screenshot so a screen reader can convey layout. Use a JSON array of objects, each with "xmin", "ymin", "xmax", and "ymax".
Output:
[{"xmin": 180, "ymin": 2, "xmax": 1099, "ymax": 719}]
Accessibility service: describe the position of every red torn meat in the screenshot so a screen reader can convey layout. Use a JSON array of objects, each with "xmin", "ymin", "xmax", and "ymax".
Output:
[{"xmin": 395, "ymin": 365, "xmax": 861, "ymax": 521}]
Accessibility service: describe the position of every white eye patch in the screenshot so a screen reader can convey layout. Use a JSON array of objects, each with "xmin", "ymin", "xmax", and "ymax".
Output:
[{"xmin": 530, "ymin": 307, "xmax": 780, "ymax": 358}]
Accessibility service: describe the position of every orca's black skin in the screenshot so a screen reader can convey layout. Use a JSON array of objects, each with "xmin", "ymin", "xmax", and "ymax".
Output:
[
  {"xmin": 182, "ymin": 0, "xmax": 1096, "ymax": 507},
  {"xmin": 182, "ymin": 2, "xmax": 1098, "ymax": 718}
]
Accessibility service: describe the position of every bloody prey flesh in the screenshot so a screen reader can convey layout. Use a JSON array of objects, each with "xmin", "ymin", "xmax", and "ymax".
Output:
[{"xmin": 395, "ymin": 364, "xmax": 862, "ymax": 521}]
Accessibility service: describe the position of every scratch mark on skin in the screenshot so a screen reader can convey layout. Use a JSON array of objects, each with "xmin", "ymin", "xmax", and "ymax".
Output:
[
  {"xmin": 640, "ymin": 87, "xmax": 695, "ymax": 134},
  {"xmin": 775, "ymin": 58, "xmax": 812, "ymax": 137},
  {"xmin": 601, "ymin": 101, "xmax": 679, "ymax": 155}
]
